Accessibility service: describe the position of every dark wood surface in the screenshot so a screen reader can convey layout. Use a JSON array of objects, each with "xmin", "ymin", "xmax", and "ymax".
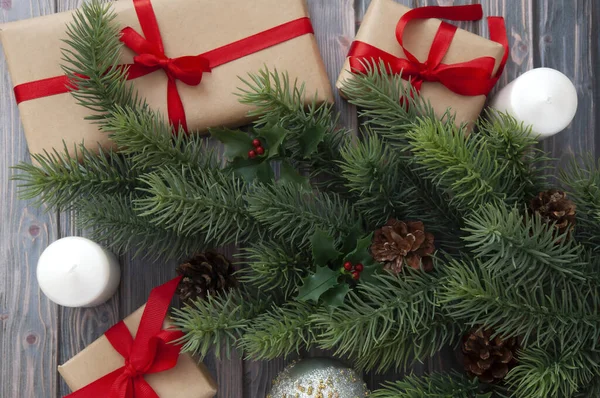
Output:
[{"xmin": 1, "ymin": 0, "xmax": 598, "ymax": 397}]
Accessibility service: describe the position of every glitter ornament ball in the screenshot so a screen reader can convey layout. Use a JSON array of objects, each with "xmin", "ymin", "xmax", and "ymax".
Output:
[{"xmin": 267, "ymin": 358, "xmax": 369, "ymax": 398}]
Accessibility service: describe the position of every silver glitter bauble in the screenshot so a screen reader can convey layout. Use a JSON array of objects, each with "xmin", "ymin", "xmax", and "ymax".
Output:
[{"xmin": 267, "ymin": 358, "xmax": 369, "ymax": 398}]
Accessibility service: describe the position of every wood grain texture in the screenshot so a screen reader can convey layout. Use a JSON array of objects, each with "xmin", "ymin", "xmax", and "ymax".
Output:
[
  {"xmin": 0, "ymin": 0, "xmax": 598, "ymax": 397},
  {"xmin": 0, "ymin": 1, "xmax": 59, "ymax": 397}
]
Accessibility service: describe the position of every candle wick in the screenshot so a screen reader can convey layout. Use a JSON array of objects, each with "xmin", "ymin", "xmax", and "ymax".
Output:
[{"xmin": 67, "ymin": 264, "xmax": 78, "ymax": 274}]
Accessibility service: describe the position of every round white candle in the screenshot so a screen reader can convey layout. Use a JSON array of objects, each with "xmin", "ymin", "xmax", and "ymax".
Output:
[
  {"xmin": 37, "ymin": 237, "xmax": 120, "ymax": 307},
  {"xmin": 489, "ymin": 67, "xmax": 578, "ymax": 138}
]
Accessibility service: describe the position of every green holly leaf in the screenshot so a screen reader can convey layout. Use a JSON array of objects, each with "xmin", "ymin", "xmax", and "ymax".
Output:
[
  {"xmin": 210, "ymin": 128, "xmax": 253, "ymax": 159},
  {"xmin": 231, "ymin": 158, "xmax": 274, "ymax": 183},
  {"xmin": 279, "ymin": 161, "xmax": 310, "ymax": 189},
  {"xmin": 311, "ymin": 229, "xmax": 341, "ymax": 267},
  {"xmin": 297, "ymin": 266, "xmax": 340, "ymax": 303},
  {"xmin": 320, "ymin": 283, "xmax": 351, "ymax": 308},
  {"xmin": 256, "ymin": 125, "xmax": 289, "ymax": 160},
  {"xmin": 359, "ymin": 263, "xmax": 380, "ymax": 284},
  {"xmin": 298, "ymin": 124, "xmax": 326, "ymax": 157},
  {"xmin": 344, "ymin": 233, "xmax": 374, "ymax": 265},
  {"xmin": 340, "ymin": 225, "xmax": 363, "ymax": 255}
]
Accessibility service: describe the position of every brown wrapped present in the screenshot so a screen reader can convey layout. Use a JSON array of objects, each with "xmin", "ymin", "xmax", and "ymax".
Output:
[
  {"xmin": 337, "ymin": 0, "xmax": 508, "ymax": 126},
  {"xmin": 58, "ymin": 278, "xmax": 217, "ymax": 398},
  {"xmin": 0, "ymin": 0, "xmax": 333, "ymax": 156}
]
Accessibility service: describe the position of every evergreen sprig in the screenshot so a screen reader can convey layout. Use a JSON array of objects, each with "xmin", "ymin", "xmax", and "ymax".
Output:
[{"xmin": 370, "ymin": 372, "xmax": 491, "ymax": 398}]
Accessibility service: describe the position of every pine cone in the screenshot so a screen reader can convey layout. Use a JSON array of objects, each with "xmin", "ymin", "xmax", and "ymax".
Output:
[
  {"xmin": 462, "ymin": 327, "xmax": 518, "ymax": 384},
  {"xmin": 529, "ymin": 189, "xmax": 576, "ymax": 237},
  {"xmin": 371, "ymin": 219, "xmax": 435, "ymax": 273},
  {"xmin": 176, "ymin": 251, "xmax": 237, "ymax": 304}
]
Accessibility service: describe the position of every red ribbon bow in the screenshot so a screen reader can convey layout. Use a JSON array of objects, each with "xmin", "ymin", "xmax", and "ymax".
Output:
[
  {"xmin": 66, "ymin": 277, "xmax": 183, "ymax": 398},
  {"xmin": 348, "ymin": 4, "xmax": 509, "ymax": 97},
  {"xmin": 13, "ymin": 0, "xmax": 315, "ymax": 134}
]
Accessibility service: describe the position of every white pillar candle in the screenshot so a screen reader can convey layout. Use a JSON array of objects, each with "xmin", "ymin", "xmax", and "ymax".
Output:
[
  {"xmin": 37, "ymin": 237, "xmax": 120, "ymax": 307},
  {"xmin": 489, "ymin": 67, "xmax": 578, "ymax": 138}
]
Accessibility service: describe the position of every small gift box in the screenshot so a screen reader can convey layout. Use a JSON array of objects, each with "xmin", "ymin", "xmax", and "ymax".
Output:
[
  {"xmin": 0, "ymin": 0, "xmax": 333, "ymax": 156},
  {"xmin": 58, "ymin": 277, "xmax": 217, "ymax": 398},
  {"xmin": 337, "ymin": 0, "xmax": 509, "ymax": 126}
]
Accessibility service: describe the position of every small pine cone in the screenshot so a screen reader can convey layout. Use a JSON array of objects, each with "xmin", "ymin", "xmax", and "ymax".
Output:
[
  {"xmin": 371, "ymin": 219, "xmax": 435, "ymax": 273},
  {"xmin": 462, "ymin": 326, "xmax": 519, "ymax": 384},
  {"xmin": 176, "ymin": 251, "xmax": 237, "ymax": 304},
  {"xmin": 529, "ymin": 189, "xmax": 576, "ymax": 237}
]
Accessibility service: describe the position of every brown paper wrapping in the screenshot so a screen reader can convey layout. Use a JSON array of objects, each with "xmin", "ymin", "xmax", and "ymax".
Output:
[
  {"xmin": 0, "ymin": 0, "xmax": 333, "ymax": 156},
  {"xmin": 336, "ymin": 0, "xmax": 504, "ymax": 126},
  {"xmin": 58, "ymin": 306, "xmax": 218, "ymax": 398}
]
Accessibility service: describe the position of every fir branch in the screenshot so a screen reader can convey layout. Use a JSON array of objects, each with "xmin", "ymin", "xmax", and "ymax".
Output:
[
  {"xmin": 136, "ymin": 166, "xmax": 257, "ymax": 245},
  {"xmin": 506, "ymin": 346, "xmax": 600, "ymax": 398},
  {"xmin": 61, "ymin": 0, "xmax": 143, "ymax": 122},
  {"xmin": 102, "ymin": 106, "xmax": 216, "ymax": 169},
  {"xmin": 239, "ymin": 301, "xmax": 317, "ymax": 361},
  {"xmin": 370, "ymin": 372, "xmax": 489, "ymax": 398},
  {"xmin": 477, "ymin": 111, "xmax": 549, "ymax": 201},
  {"xmin": 312, "ymin": 271, "xmax": 459, "ymax": 372},
  {"xmin": 172, "ymin": 288, "xmax": 270, "ymax": 360},
  {"xmin": 246, "ymin": 183, "xmax": 360, "ymax": 248},
  {"xmin": 439, "ymin": 258, "xmax": 600, "ymax": 351},
  {"xmin": 237, "ymin": 241, "xmax": 310, "ymax": 300},
  {"xmin": 340, "ymin": 61, "xmax": 438, "ymax": 147},
  {"xmin": 406, "ymin": 118, "xmax": 510, "ymax": 211},
  {"xmin": 12, "ymin": 144, "xmax": 138, "ymax": 209},
  {"xmin": 75, "ymin": 193, "xmax": 203, "ymax": 258},
  {"xmin": 463, "ymin": 204, "xmax": 587, "ymax": 284}
]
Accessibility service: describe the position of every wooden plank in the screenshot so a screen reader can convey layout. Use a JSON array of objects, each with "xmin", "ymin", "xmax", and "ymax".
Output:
[
  {"xmin": 0, "ymin": 1, "xmax": 60, "ymax": 397},
  {"xmin": 536, "ymin": 0, "xmax": 598, "ymax": 166}
]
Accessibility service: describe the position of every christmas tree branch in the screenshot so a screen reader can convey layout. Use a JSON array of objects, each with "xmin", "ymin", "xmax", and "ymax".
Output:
[
  {"xmin": 239, "ymin": 301, "xmax": 317, "ymax": 360},
  {"xmin": 237, "ymin": 241, "xmax": 310, "ymax": 300},
  {"xmin": 12, "ymin": 144, "xmax": 139, "ymax": 209},
  {"xmin": 246, "ymin": 182, "xmax": 360, "ymax": 248},
  {"xmin": 440, "ymin": 259, "xmax": 600, "ymax": 351},
  {"xmin": 370, "ymin": 372, "xmax": 489, "ymax": 398}
]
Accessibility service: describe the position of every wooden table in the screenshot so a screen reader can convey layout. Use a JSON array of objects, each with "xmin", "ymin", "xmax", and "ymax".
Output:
[{"xmin": 1, "ymin": 0, "xmax": 597, "ymax": 396}]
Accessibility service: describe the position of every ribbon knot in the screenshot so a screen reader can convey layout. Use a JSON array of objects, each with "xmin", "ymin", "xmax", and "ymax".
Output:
[{"xmin": 348, "ymin": 4, "xmax": 509, "ymax": 98}]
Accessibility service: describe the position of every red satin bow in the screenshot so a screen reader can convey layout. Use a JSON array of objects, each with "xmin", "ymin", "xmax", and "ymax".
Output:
[
  {"xmin": 66, "ymin": 277, "xmax": 183, "ymax": 398},
  {"xmin": 348, "ymin": 4, "xmax": 509, "ymax": 97}
]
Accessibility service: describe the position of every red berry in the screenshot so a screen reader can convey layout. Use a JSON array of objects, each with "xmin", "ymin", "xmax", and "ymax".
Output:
[
  {"xmin": 248, "ymin": 150, "xmax": 257, "ymax": 159},
  {"xmin": 352, "ymin": 271, "xmax": 360, "ymax": 280},
  {"xmin": 355, "ymin": 263, "xmax": 364, "ymax": 272},
  {"xmin": 256, "ymin": 146, "xmax": 265, "ymax": 155},
  {"xmin": 252, "ymin": 139, "xmax": 262, "ymax": 148},
  {"xmin": 343, "ymin": 261, "xmax": 352, "ymax": 271}
]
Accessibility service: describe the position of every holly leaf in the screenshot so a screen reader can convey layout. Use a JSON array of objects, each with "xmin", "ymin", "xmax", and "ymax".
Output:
[
  {"xmin": 320, "ymin": 283, "xmax": 351, "ymax": 308},
  {"xmin": 279, "ymin": 161, "xmax": 310, "ymax": 189},
  {"xmin": 231, "ymin": 158, "xmax": 274, "ymax": 183},
  {"xmin": 340, "ymin": 225, "xmax": 364, "ymax": 255},
  {"xmin": 297, "ymin": 266, "xmax": 340, "ymax": 303},
  {"xmin": 298, "ymin": 124, "xmax": 326, "ymax": 157},
  {"xmin": 359, "ymin": 263, "xmax": 380, "ymax": 285},
  {"xmin": 311, "ymin": 229, "xmax": 341, "ymax": 267},
  {"xmin": 344, "ymin": 233, "xmax": 374, "ymax": 265},
  {"xmin": 257, "ymin": 125, "xmax": 289, "ymax": 159},
  {"xmin": 210, "ymin": 128, "xmax": 253, "ymax": 159}
]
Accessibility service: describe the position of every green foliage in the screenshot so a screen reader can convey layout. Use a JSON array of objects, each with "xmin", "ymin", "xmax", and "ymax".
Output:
[
  {"xmin": 172, "ymin": 288, "xmax": 269, "ymax": 360},
  {"xmin": 239, "ymin": 301, "xmax": 317, "ymax": 360},
  {"xmin": 237, "ymin": 241, "xmax": 309, "ymax": 300},
  {"xmin": 12, "ymin": 144, "xmax": 139, "ymax": 209},
  {"xmin": 463, "ymin": 204, "xmax": 587, "ymax": 284},
  {"xmin": 136, "ymin": 166, "xmax": 256, "ymax": 245},
  {"xmin": 506, "ymin": 346, "xmax": 600, "ymax": 398},
  {"xmin": 246, "ymin": 182, "xmax": 360, "ymax": 248},
  {"xmin": 370, "ymin": 372, "xmax": 491, "ymax": 398},
  {"xmin": 312, "ymin": 271, "xmax": 459, "ymax": 372},
  {"xmin": 440, "ymin": 258, "xmax": 600, "ymax": 351}
]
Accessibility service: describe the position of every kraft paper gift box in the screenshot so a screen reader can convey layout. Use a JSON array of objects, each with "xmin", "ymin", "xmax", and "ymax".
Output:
[
  {"xmin": 0, "ymin": 0, "xmax": 333, "ymax": 156},
  {"xmin": 58, "ymin": 305, "xmax": 218, "ymax": 398},
  {"xmin": 336, "ymin": 0, "xmax": 507, "ymax": 126}
]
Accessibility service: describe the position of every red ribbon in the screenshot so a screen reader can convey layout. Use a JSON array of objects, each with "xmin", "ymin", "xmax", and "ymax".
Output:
[
  {"xmin": 348, "ymin": 4, "xmax": 509, "ymax": 97},
  {"xmin": 65, "ymin": 277, "xmax": 183, "ymax": 398},
  {"xmin": 13, "ymin": 0, "xmax": 315, "ymax": 132}
]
